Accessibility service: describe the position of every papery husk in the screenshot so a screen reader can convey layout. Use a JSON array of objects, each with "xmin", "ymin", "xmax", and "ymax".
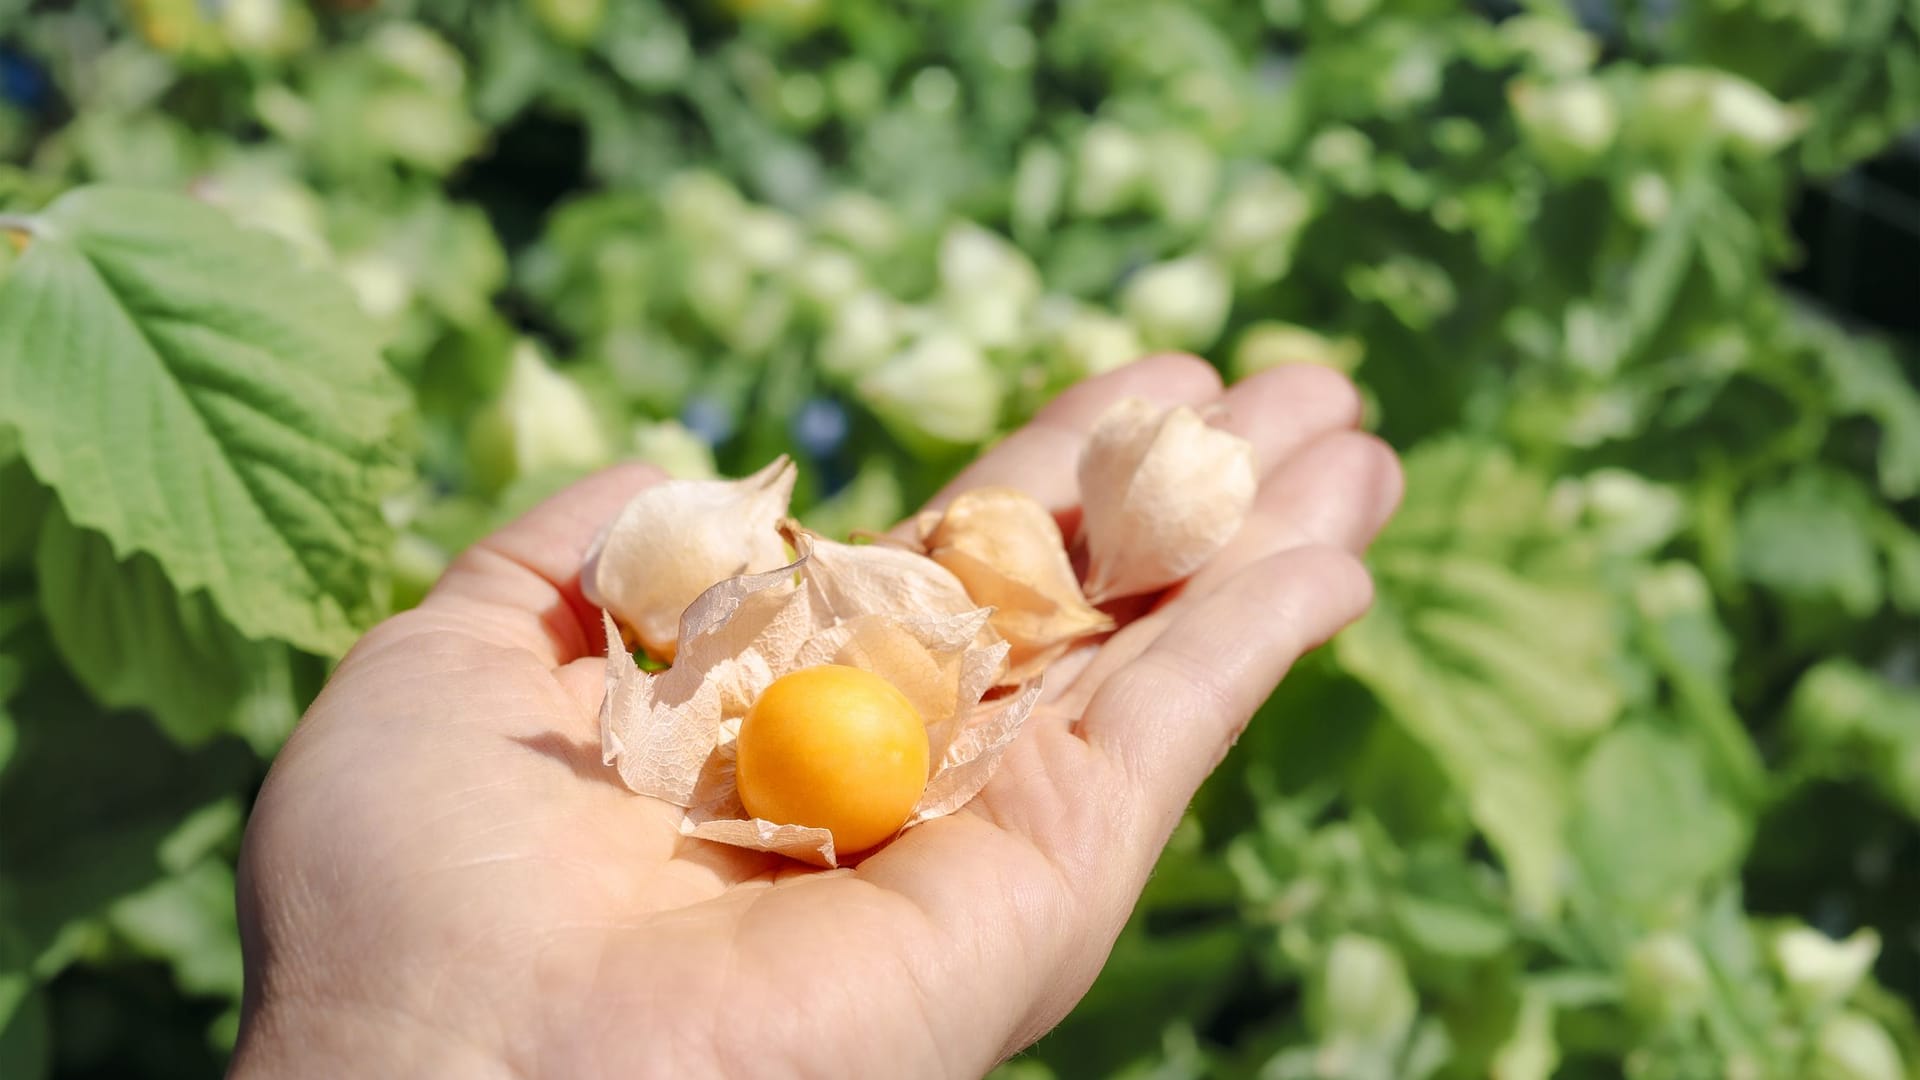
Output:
[
  {"xmin": 782, "ymin": 519, "xmax": 982, "ymax": 627},
  {"xmin": 1077, "ymin": 398, "xmax": 1256, "ymax": 603},
  {"xmin": 916, "ymin": 487, "xmax": 1114, "ymax": 684},
  {"xmin": 598, "ymin": 557, "xmax": 815, "ymax": 807},
  {"xmin": 683, "ymin": 814, "xmax": 840, "ymax": 867},
  {"xmin": 908, "ymin": 680, "xmax": 1045, "ymax": 824},
  {"xmin": 583, "ymin": 457, "xmax": 797, "ymax": 661},
  {"xmin": 598, "ymin": 532, "xmax": 1037, "ymax": 868}
]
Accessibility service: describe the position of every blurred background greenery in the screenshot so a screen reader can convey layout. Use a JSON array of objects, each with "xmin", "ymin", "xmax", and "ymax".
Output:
[{"xmin": 2, "ymin": 0, "xmax": 1918, "ymax": 1077}]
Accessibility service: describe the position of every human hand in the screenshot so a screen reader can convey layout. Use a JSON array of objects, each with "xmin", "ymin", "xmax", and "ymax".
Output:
[{"xmin": 228, "ymin": 356, "xmax": 1403, "ymax": 1079}]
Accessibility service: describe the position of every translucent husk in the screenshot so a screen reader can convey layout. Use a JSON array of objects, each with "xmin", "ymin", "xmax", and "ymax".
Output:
[
  {"xmin": 583, "ymin": 457, "xmax": 796, "ymax": 661},
  {"xmin": 912, "ymin": 487, "xmax": 1114, "ymax": 684},
  {"xmin": 589, "ymin": 395, "xmax": 1256, "ymax": 865},
  {"xmin": 1077, "ymin": 398, "xmax": 1257, "ymax": 603},
  {"xmin": 600, "ymin": 531, "xmax": 1033, "ymax": 867}
]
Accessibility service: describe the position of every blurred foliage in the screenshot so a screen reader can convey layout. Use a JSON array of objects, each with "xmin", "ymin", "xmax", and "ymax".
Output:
[{"xmin": 2, "ymin": 0, "xmax": 1919, "ymax": 1077}]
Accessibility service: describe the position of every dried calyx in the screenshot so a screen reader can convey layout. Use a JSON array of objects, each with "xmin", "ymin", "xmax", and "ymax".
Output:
[
  {"xmin": 1077, "ymin": 398, "xmax": 1257, "ymax": 603},
  {"xmin": 588, "ymin": 396, "xmax": 1255, "ymax": 864},
  {"xmin": 582, "ymin": 457, "xmax": 795, "ymax": 661},
  {"xmin": 598, "ymin": 529, "xmax": 1033, "ymax": 867},
  {"xmin": 909, "ymin": 487, "xmax": 1113, "ymax": 684}
]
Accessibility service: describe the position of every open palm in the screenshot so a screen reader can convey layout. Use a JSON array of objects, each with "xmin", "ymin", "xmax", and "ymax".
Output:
[{"xmin": 230, "ymin": 356, "xmax": 1402, "ymax": 1080}]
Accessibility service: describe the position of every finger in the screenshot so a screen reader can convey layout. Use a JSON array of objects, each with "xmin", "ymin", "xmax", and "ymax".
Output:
[
  {"xmin": 1052, "ymin": 431, "xmax": 1401, "ymax": 709},
  {"xmin": 924, "ymin": 354, "xmax": 1222, "ymax": 514},
  {"xmin": 1080, "ymin": 545, "xmax": 1374, "ymax": 852},
  {"xmin": 1194, "ymin": 430, "xmax": 1403, "ymax": 591},
  {"xmin": 1210, "ymin": 363, "xmax": 1363, "ymax": 477},
  {"xmin": 421, "ymin": 462, "xmax": 667, "ymax": 666},
  {"xmin": 942, "ymin": 364, "xmax": 1363, "ymax": 700}
]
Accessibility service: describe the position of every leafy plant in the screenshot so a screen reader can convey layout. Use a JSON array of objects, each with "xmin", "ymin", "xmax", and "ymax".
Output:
[{"xmin": 1, "ymin": 0, "xmax": 1916, "ymax": 1076}]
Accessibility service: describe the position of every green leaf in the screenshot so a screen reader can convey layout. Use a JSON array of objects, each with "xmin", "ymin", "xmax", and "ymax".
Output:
[
  {"xmin": 1631, "ymin": 562, "xmax": 1765, "ymax": 803},
  {"xmin": 36, "ymin": 510, "xmax": 299, "ymax": 747},
  {"xmin": 0, "ymin": 596, "xmax": 33, "ymax": 778},
  {"xmin": 1621, "ymin": 166, "xmax": 1708, "ymax": 353},
  {"xmin": 339, "ymin": 193, "xmax": 505, "ymax": 330},
  {"xmin": 1880, "ymin": 518, "xmax": 1920, "ymax": 616},
  {"xmin": 1346, "ymin": 719, "xmax": 1472, "ymax": 846},
  {"xmin": 1569, "ymin": 723, "xmax": 1747, "ymax": 918},
  {"xmin": 0, "ymin": 977, "xmax": 47, "ymax": 1080},
  {"xmin": 1334, "ymin": 440, "xmax": 1622, "ymax": 915},
  {"xmin": 0, "ymin": 459, "xmax": 47, "ymax": 574},
  {"xmin": 1816, "ymin": 326, "xmax": 1920, "ymax": 501},
  {"xmin": 1785, "ymin": 659, "xmax": 1920, "ymax": 821},
  {"xmin": 106, "ymin": 860, "xmax": 243, "ymax": 1002},
  {"xmin": 1026, "ymin": 918, "xmax": 1246, "ymax": 1079},
  {"xmin": 1026, "ymin": 846, "xmax": 1248, "ymax": 1078},
  {"xmin": 1390, "ymin": 893, "xmax": 1512, "ymax": 961},
  {"xmin": 0, "ymin": 186, "xmax": 410, "ymax": 656},
  {"xmin": 1691, "ymin": 886, "xmax": 1788, "ymax": 1061},
  {"xmin": 1734, "ymin": 466, "xmax": 1882, "ymax": 617},
  {"xmin": 0, "ymin": 656, "xmax": 19, "ymax": 777},
  {"xmin": 0, "ymin": 675, "xmax": 255, "ymax": 976}
]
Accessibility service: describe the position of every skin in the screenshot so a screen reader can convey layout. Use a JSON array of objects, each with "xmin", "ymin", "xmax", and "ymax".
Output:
[{"xmin": 230, "ymin": 356, "xmax": 1404, "ymax": 1080}]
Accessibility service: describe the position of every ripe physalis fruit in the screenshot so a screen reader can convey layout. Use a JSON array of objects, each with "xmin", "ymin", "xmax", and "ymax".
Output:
[
  {"xmin": 598, "ymin": 533, "xmax": 1038, "ymax": 868},
  {"xmin": 736, "ymin": 665, "xmax": 931, "ymax": 855},
  {"xmin": 591, "ymin": 395, "xmax": 1255, "ymax": 866}
]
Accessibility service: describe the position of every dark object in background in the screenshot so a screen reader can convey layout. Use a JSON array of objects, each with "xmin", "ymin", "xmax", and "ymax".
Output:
[
  {"xmin": 1786, "ymin": 137, "xmax": 1920, "ymax": 337},
  {"xmin": 0, "ymin": 46, "xmax": 49, "ymax": 110}
]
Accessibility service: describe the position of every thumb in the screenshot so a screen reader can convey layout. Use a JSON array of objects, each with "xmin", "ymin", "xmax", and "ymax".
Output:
[{"xmin": 421, "ymin": 462, "xmax": 666, "ymax": 667}]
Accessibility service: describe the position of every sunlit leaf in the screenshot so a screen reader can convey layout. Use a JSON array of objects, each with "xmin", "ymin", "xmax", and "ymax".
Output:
[
  {"xmin": 1569, "ymin": 723, "xmax": 1747, "ymax": 918},
  {"xmin": 36, "ymin": 510, "xmax": 298, "ymax": 748},
  {"xmin": 0, "ymin": 187, "xmax": 410, "ymax": 656},
  {"xmin": 1335, "ymin": 440, "xmax": 1622, "ymax": 915}
]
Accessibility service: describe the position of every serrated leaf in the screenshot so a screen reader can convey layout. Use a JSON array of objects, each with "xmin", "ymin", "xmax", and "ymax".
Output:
[
  {"xmin": 1334, "ymin": 440, "xmax": 1622, "ymax": 916},
  {"xmin": 36, "ymin": 510, "xmax": 298, "ymax": 747},
  {"xmin": 0, "ymin": 186, "xmax": 410, "ymax": 656}
]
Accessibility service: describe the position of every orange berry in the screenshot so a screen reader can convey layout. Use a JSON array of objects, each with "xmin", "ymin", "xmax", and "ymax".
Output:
[{"xmin": 736, "ymin": 665, "xmax": 929, "ymax": 855}]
